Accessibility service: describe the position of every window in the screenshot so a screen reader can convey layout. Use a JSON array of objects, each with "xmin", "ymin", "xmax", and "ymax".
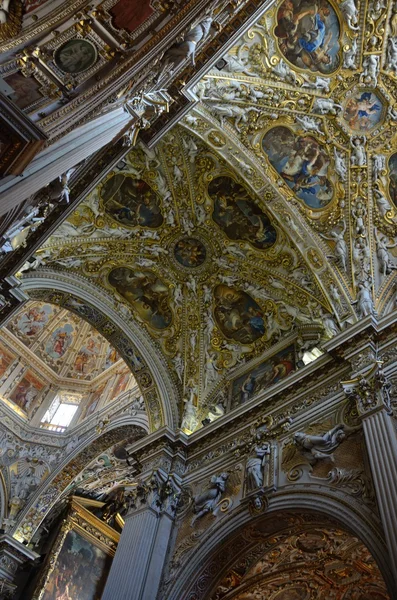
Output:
[{"xmin": 40, "ymin": 392, "xmax": 81, "ymax": 432}]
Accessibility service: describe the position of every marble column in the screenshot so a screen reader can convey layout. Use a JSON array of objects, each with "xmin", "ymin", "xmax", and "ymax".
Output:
[
  {"xmin": 342, "ymin": 361, "xmax": 397, "ymax": 586},
  {"xmin": 101, "ymin": 471, "xmax": 180, "ymax": 600}
]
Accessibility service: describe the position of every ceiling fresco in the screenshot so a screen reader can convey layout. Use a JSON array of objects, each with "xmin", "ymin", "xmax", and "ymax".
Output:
[
  {"xmin": 19, "ymin": 0, "xmax": 397, "ymax": 432},
  {"xmin": 6, "ymin": 301, "xmax": 122, "ymax": 381}
]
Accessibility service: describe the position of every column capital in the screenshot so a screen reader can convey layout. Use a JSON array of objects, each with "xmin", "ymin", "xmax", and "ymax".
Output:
[
  {"xmin": 341, "ymin": 361, "xmax": 392, "ymax": 418},
  {"xmin": 126, "ymin": 469, "xmax": 181, "ymax": 519}
]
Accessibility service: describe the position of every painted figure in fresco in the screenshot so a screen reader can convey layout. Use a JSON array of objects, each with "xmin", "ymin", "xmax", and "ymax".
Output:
[
  {"xmin": 342, "ymin": 91, "xmax": 381, "ymax": 131},
  {"xmin": 174, "ymin": 238, "xmax": 207, "ymax": 268},
  {"xmin": 100, "ymin": 174, "xmax": 163, "ymax": 228},
  {"xmin": 208, "ymin": 176, "xmax": 277, "ymax": 250},
  {"xmin": 108, "ymin": 267, "xmax": 172, "ymax": 330},
  {"xmin": 52, "ymin": 332, "xmax": 70, "ymax": 357},
  {"xmin": 214, "ymin": 284, "xmax": 267, "ymax": 345},
  {"xmin": 232, "ymin": 345, "xmax": 296, "ymax": 407},
  {"xmin": 274, "ymin": 0, "xmax": 340, "ymax": 74},
  {"xmin": 240, "ymin": 373, "xmax": 256, "ymax": 403},
  {"xmin": 16, "ymin": 305, "xmax": 51, "ymax": 337},
  {"xmin": 73, "ymin": 338, "xmax": 99, "ymax": 375},
  {"xmin": 262, "ymin": 126, "xmax": 333, "ymax": 209}
]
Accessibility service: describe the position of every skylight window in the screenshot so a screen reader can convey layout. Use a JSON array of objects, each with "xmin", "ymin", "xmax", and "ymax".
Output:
[{"xmin": 40, "ymin": 392, "xmax": 81, "ymax": 432}]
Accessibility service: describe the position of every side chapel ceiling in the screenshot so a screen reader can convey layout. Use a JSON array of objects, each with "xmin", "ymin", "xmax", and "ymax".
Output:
[{"xmin": 20, "ymin": 0, "xmax": 397, "ymax": 431}]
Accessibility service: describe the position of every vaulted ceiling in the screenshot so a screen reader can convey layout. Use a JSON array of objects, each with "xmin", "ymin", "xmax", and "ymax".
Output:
[{"xmin": 16, "ymin": 0, "xmax": 397, "ymax": 432}]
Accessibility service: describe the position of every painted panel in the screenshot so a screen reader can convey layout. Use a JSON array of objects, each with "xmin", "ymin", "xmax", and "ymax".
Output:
[
  {"xmin": 8, "ymin": 371, "xmax": 45, "ymax": 415},
  {"xmin": 0, "ymin": 344, "xmax": 14, "ymax": 378},
  {"xmin": 109, "ymin": 0, "xmax": 154, "ymax": 33},
  {"xmin": 209, "ymin": 176, "xmax": 277, "ymax": 249},
  {"xmin": 44, "ymin": 324, "xmax": 74, "ymax": 359},
  {"xmin": 4, "ymin": 73, "xmax": 43, "ymax": 110},
  {"xmin": 100, "ymin": 174, "xmax": 163, "ymax": 228},
  {"xmin": 214, "ymin": 284, "xmax": 266, "ymax": 345},
  {"xmin": 230, "ymin": 344, "xmax": 296, "ymax": 408},
  {"xmin": 41, "ymin": 528, "xmax": 112, "ymax": 600},
  {"xmin": 13, "ymin": 303, "xmax": 54, "ymax": 340},
  {"xmin": 262, "ymin": 126, "xmax": 333, "ymax": 209},
  {"xmin": 108, "ymin": 267, "xmax": 172, "ymax": 330},
  {"xmin": 274, "ymin": 0, "xmax": 341, "ymax": 74}
]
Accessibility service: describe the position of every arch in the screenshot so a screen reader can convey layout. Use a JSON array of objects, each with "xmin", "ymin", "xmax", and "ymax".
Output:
[
  {"xmin": 165, "ymin": 488, "xmax": 393, "ymax": 599},
  {"xmin": 13, "ymin": 418, "xmax": 147, "ymax": 543},
  {"xmin": 20, "ymin": 270, "xmax": 180, "ymax": 431}
]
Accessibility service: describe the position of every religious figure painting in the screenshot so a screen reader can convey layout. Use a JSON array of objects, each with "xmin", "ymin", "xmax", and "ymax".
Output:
[
  {"xmin": 109, "ymin": 0, "xmax": 154, "ymax": 34},
  {"xmin": 214, "ymin": 284, "xmax": 267, "ymax": 345},
  {"xmin": 262, "ymin": 126, "xmax": 334, "ymax": 209},
  {"xmin": 55, "ymin": 39, "xmax": 97, "ymax": 74},
  {"xmin": 14, "ymin": 303, "xmax": 54, "ymax": 340},
  {"xmin": 82, "ymin": 383, "xmax": 106, "ymax": 420},
  {"xmin": 388, "ymin": 152, "xmax": 397, "ymax": 209},
  {"xmin": 4, "ymin": 73, "xmax": 43, "ymax": 111},
  {"xmin": 174, "ymin": 237, "xmax": 207, "ymax": 268},
  {"xmin": 108, "ymin": 267, "xmax": 172, "ymax": 330},
  {"xmin": 100, "ymin": 174, "xmax": 163, "ymax": 228},
  {"xmin": 41, "ymin": 528, "xmax": 112, "ymax": 600},
  {"xmin": 44, "ymin": 324, "xmax": 74, "ymax": 359},
  {"xmin": 208, "ymin": 176, "xmax": 277, "ymax": 250},
  {"xmin": 105, "ymin": 346, "xmax": 120, "ymax": 369},
  {"xmin": 0, "ymin": 345, "xmax": 13, "ymax": 378},
  {"xmin": 274, "ymin": 0, "xmax": 341, "ymax": 74},
  {"xmin": 70, "ymin": 337, "xmax": 100, "ymax": 377},
  {"xmin": 108, "ymin": 370, "xmax": 131, "ymax": 402},
  {"xmin": 8, "ymin": 371, "xmax": 44, "ymax": 415},
  {"xmin": 341, "ymin": 90, "xmax": 383, "ymax": 132},
  {"xmin": 230, "ymin": 344, "xmax": 295, "ymax": 408}
]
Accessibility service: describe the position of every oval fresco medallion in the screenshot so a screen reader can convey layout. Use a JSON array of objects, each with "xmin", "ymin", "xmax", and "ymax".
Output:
[
  {"xmin": 174, "ymin": 237, "xmax": 207, "ymax": 268},
  {"xmin": 341, "ymin": 89, "xmax": 384, "ymax": 132},
  {"xmin": 262, "ymin": 126, "xmax": 334, "ymax": 209},
  {"xmin": 108, "ymin": 267, "xmax": 172, "ymax": 330},
  {"xmin": 274, "ymin": 0, "xmax": 341, "ymax": 74},
  {"xmin": 208, "ymin": 176, "xmax": 277, "ymax": 250},
  {"xmin": 296, "ymin": 530, "xmax": 327, "ymax": 553},
  {"xmin": 388, "ymin": 152, "xmax": 397, "ymax": 209},
  {"xmin": 55, "ymin": 39, "xmax": 97, "ymax": 74},
  {"xmin": 100, "ymin": 173, "xmax": 163, "ymax": 229},
  {"xmin": 214, "ymin": 284, "xmax": 266, "ymax": 344}
]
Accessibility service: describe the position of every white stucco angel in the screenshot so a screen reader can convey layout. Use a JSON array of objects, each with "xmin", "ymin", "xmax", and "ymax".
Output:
[
  {"xmin": 246, "ymin": 443, "xmax": 271, "ymax": 491},
  {"xmin": 339, "ymin": 0, "xmax": 360, "ymax": 30},
  {"xmin": 350, "ymin": 136, "xmax": 367, "ymax": 167},
  {"xmin": 333, "ymin": 149, "xmax": 347, "ymax": 181},
  {"xmin": 321, "ymin": 221, "xmax": 348, "ymax": 270},
  {"xmin": 352, "ymin": 283, "xmax": 374, "ymax": 317}
]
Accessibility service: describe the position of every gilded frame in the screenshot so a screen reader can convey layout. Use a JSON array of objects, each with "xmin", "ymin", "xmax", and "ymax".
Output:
[{"xmin": 32, "ymin": 499, "xmax": 119, "ymax": 600}]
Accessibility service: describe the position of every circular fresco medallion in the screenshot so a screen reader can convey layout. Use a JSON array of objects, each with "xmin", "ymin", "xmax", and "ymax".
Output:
[
  {"xmin": 174, "ymin": 237, "xmax": 207, "ymax": 268},
  {"xmin": 341, "ymin": 89, "xmax": 384, "ymax": 132},
  {"xmin": 55, "ymin": 39, "xmax": 97, "ymax": 74}
]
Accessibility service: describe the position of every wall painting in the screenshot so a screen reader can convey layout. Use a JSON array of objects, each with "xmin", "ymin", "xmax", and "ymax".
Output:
[
  {"xmin": 100, "ymin": 174, "xmax": 163, "ymax": 228},
  {"xmin": 81, "ymin": 383, "xmax": 106, "ymax": 420},
  {"xmin": 108, "ymin": 267, "xmax": 172, "ymax": 330},
  {"xmin": 208, "ymin": 176, "xmax": 277, "ymax": 250},
  {"xmin": 40, "ymin": 528, "xmax": 112, "ymax": 600},
  {"xmin": 214, "ymin": 284, "xmax": 266, "ymax": 345},
  {"xmin": 71, "ymin": 337, "xmax": 100, "ymax": 378},
  {"xmin": 44, "ymin": 324, "xmax": 74, "ymax": 359},
  {"xmin": 341, "ymin": 90, "xmax": 383, "ymax": 132},
  {"xmin": 274, "ymin": 0, "xmax": 341, "ymax": 74},
  {"xmin": 230, "ymin": 344, "xmax": 296, "ymax": 408},
  {"xmin": 105, "ymin": 346, "xmax": 120, "ymax": 369},
  {"xmin": 8, "ymin": 371, "xmax": 45, "ymax": 415},
  {"xmin": 4, "ymin": 73, "xmax": 43, "ymax": 111},
  {"xmin": 109, "ymin": 0, "xmax": 154, "ymax": 33},
  {"xmin": 13, "ymin": 303, "xmax": 54, "ymax": 340},
  {"xmin": 0, "ymin": 344, "xmax": 14, "ymax": 378},
  {"xmin": 108, "ymin": 370, "xmax": 131, "ymax": 402},
  {"xmin": 262, "ymin": 126, "xmax": 333, "ymax": 209}
]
